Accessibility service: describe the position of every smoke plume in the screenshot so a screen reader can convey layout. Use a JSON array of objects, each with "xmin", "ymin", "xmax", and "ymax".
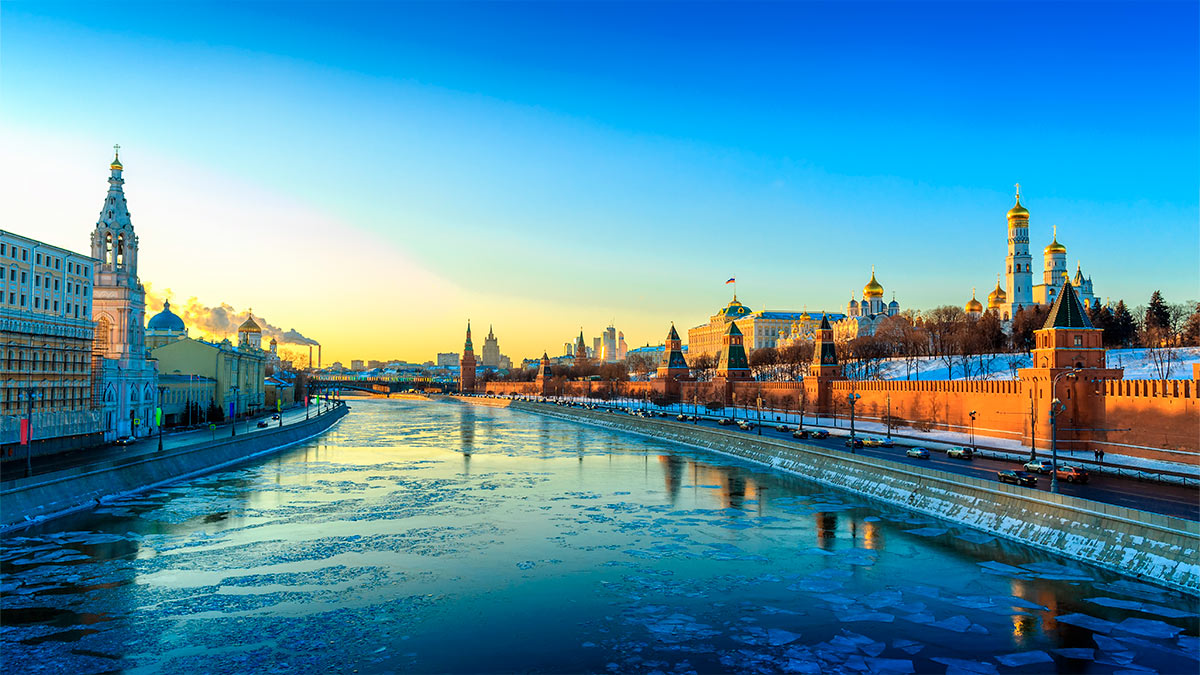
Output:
[{"xmin": 145, "ymin": 285, "xmax": 319, "ymax": 346}]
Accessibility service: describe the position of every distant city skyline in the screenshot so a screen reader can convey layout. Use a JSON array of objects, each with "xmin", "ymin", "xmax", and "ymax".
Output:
[{"xmin": 3, "ymin": 1, "xmax": 1196, "ymax": 364}]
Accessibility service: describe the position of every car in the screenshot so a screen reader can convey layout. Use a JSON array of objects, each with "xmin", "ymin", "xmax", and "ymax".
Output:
[
  {"xmin": 792, "ymin": 428, "xmax": 810, "ymax": 439},
  {"xmin": 677, "ymin": 414, "xmax": 688, "ymax": 421},
  {"xmin": 1056, "ymin": 466, "xmax": 1090, "ymax": 484},
  {"xmin": 947, "ymin": 446, "xmax": 974, "ymax": 459},
  {"xmin": 737, "ymin": 420, "xmax": 755, "ymax": 431},
  {"xmin": 1023, "ymin": 459, "xmax": 1054, "ymax": 474},
  {"xmin": 862, "ymin": 437, "xmax": 883, "ymax": 448},
  {"xmin": 717, "ymin": 418, "xmax": 734, "ymax": 426},
  {"xmin": 845, "ymin": 437, "xmax": 864, "ymax": 448},
  {"xmin": 271, "ymin": 414, "xmax": 280, "ymax": 420},
  {"xmin": 257, "ymin": 420, "xmax": 270, "ymax": 428},
  {"xmin": 113, "ymin": 437, "xmax": 136, "ymax": 447},
  {"xmin": 906, "ymin": 447, "xmax": 930, "ymax": 459},
  {"xmin": 811, "ymin": 430, "xmax": 830, "ymax": 439},
  {"xmin": 775, "ymin": 424, "xmax": 791, "ymax": 432},
  {"xmin": 876, "ymin": 437, "xmax": 894, "ymax": 448},
  {"xmin": 997, "ymin": 470, "xmax": 1037, "ymax": 487}
]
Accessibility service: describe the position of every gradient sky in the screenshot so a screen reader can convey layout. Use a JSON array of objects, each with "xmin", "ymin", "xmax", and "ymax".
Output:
[{"xmin": 2, "ymin": 1, "xmax": 1196, "ymax": 365}]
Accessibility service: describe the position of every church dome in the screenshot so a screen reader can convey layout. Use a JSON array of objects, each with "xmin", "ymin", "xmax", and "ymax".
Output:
[
  {"xmin": 987, "ymin": 279, "xmax": 1007, "ymax": 309},
  {"xmin": 1044, "ymin": 235, "xmax": 1066, "ymax": 255},
  {"xmin": 1007, "ymin": 199, "xmax": 1028, "ymax": 220},
  {"xmin": 863, "ymin": 269, "xmax": 884, "ymax": 298},
  {"xmin": 147, "ymin": 300, "xmax": 185, "ymax": 331},
  {"xmin": 965, "ymin": 290, "xmax": 983, "ymax": 314},
  {"xmin": 238, "ymin": 315, "xmax": 262, "ymax": 333},
  {"xmin": 110, "ymin": 149, "xmax": 123, "ymax": 171}
]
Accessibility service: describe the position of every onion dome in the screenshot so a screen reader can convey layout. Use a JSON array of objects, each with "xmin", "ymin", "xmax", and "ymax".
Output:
[
  {"xmin": 965, "ymin": 289, "xmax": 983, "ymax": 314},
  {"xmin": 1044, "ymin": 225, "xmax": 1066, "ymax": 255},
  {"xmin": 238, "ymin": 314, "xmax": 262, "ymax": 333},
  {"xmin": 888, "ymin": 293, "xmax": 899, "ymax": 309},
  {"xmin": 1007, "ymin": 184, "xmax": 1028, "ymax": 221},
  {"xmin": 147, "ymin": 299, "xmax": 185, "ymax": 331},
  {"xmin": 863, "ymin": 267, "xmax": 884, "ymax": 298},
  {"xmin": 848, "ymin": 294, "xmax": 859, "ymax": 309},
  {"xmin": 110, "ymin": 145, "xmax": 123, "ymax": 171},
  {"xmin": 987, "ymin": 276, "xmax": 1007, "ymax": 309}
]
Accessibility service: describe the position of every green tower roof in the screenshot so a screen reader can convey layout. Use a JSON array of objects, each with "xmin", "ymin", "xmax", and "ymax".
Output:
[{"xmin": 1043, "ymin": 282, "xmax": 1093, "ymax": 329}]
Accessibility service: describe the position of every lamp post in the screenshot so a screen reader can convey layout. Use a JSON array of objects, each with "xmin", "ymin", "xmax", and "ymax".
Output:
[
  {"xmin": 19, "ymin": 388, "xmax": 42, "ymax": 478},
  {"xmin": 1049, "ymin": 369, "xmax": 1081, "ymax": 494},
  {"xmin": 230, "ymin": 385, "xmax": 240, "ymax": 437},
  {"xmin": 157, "ymin": 385, "xmax": 167, "ymax": 453},
  {"xmin": 886, "ymin": 393, "xmax": 892, "ymax": 441},
  {"xmin": 968, "ymin": 410, "xmax": 977, "ymax": 455},
  {"xmin": 756, "ymin": 395, "xmax": 763, "ymax": 436},
  {"xmin": 848, "ymin": 391, "xmax": 861, "ymax": 453}
]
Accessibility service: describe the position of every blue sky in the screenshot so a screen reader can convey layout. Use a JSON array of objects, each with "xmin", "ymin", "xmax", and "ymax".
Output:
[{"xmin": 2, "ymin": 1, "xmax": 1196, "ymax": 361}]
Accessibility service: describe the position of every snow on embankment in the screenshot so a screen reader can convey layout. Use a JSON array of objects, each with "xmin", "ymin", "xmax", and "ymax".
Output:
[
  {"xmin": 515, "ymin": 402, "xmax": 1200, "ymax": 594},
  {"xmin": 875, "ymin": 347, "xmax": 1200, "ymax": 382}
]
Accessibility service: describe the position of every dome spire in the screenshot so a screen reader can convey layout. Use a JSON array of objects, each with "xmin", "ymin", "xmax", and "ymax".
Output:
[
  {"xmin": 1007, "ymin": 183, "xmax": 1029, "ymax": 220},
  {"xmin": 110, "ymin": 143, "xmax": 123, "ymax": 171}
]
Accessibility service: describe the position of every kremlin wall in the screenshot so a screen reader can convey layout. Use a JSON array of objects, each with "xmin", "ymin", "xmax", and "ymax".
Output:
[{"xmin": 478, "ymin": 283, "xmax": 1199, "ymax": 465}]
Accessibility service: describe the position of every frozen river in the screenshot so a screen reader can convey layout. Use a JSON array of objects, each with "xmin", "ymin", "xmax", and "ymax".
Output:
[{"xmin": 2, "ymin": 398, "xmax": 1197, "ymax": 674}]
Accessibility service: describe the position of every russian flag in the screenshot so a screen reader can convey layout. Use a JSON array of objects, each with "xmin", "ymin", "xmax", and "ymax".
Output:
[{"xmin": 725, "ymin": 277, "xmax": 736, "ymax": 285}]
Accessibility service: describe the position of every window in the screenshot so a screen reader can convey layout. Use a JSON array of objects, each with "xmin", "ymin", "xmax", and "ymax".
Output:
[
  {"xmin": 20, "ymin": 271, "xmax": 26, "ymax": 283},
  {"xmin": 0, "ymin": 244, "xmax": 4, "ymax": 256},
  {"xmin": 1073, "ymin": 335, "xmax": 1082, "ymax": 347},
  {"xmin": 36, "ymin": 253, "xmax": 41, "ymax": 265}
]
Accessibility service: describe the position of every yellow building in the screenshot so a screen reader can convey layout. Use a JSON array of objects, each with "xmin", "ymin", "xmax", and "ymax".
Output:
[
  {"xmin": 151, "ymin": 336, "xmax": 267, "ymax": 419},
  {"xmin": 687, "ymin": 294, "xmax": 844, "ymax": 362}
]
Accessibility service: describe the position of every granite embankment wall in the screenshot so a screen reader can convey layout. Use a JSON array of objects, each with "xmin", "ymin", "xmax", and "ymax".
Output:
[
  {"xmin": 0, "ymin": 405, "xmax": 349, "ymax": 532},
  {"xmin": 506, "ymin": 401, "xmax": 1199, "ymax": 593}
]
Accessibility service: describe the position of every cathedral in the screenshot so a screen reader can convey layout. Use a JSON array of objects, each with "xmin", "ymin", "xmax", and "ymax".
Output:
[
  {"xmin": 833, "ymin": 267, "xmax": 901, "ymax": 340},
  {"xmin": 991, "ymin": 185, "xmax": 1099, "ymax": 320},
  {"xmin": 90, "ymin": 148, "xmax": 160, "ymax": 440}
]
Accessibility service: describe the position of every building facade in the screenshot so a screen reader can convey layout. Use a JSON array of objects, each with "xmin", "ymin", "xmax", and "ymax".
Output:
[
  {"xmin": 90, "ymin": 149, "xmax": 159, "ymax": 440},
  {"xmin": 151, "ymin": 334, "xmax": 267, "ymax": 420},
  {"xmin": 834, "ymin": 268, "xmax": 902, "ymax": 340},
  {"xmin": 688, "ymin": 294, "xmax": 845, "ymax": 361},
  {"xmin": 0, "ymin": 232, "xmax": 101, "ymax": 449}
]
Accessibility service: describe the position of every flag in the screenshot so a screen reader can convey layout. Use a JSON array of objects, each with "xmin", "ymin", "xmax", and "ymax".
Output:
[
  {"xmin": 19, "ymin": 419, "xmax": 30, "ymax": 445},
  {"xmin": 725, "ymin": 277, "xmax": 736, "ymax": 285}
]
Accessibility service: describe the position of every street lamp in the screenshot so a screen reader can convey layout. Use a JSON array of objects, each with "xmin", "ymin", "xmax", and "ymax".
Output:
[
  {"xmin": 230, "ymin": 385, "xmax": 240, "ymax": 437},
  {"xmin": 157, "ymin": 385, "xmax": 167, "ymax": 453},
  {"xmin": 19, "ymin": 388, "xmax": 42, "ymax": 478},
  {"xmin": 756, "ymin": 396, "xmax": 763, "ymax": 436},
  {"xmin": 968, "ymin": 410, "xmax": 977, "ymax": 455},
  {"xmin": 848, "ymin": 391, "xmax": 861, "ymax": 453},
  {"xmin": 1049, "ymin": 368, "xmax": 1081, "ymax": 494}
]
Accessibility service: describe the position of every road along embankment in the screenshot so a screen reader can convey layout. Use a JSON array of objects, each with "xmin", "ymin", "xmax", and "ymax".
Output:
[
  {"xmin": 509, "ymin": 401, "xmax": 1199, "ymax": 594},
  {"xmin": 1, "ymin": 405, "xmax": 349, "ymax": 532}
]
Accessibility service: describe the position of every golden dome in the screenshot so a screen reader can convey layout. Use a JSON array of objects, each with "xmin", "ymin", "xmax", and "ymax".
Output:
[
  {"xmin": 110, "ymin": 144, "xmax": 123, "ymax": 171},
  {"xmin": 863, "ymin": 267, "xmax": 884, "ymax": 298},
  {"xmin": 238, "ymin": 315, "xmax": 262, "ymax": 333},
  {"xmin": 987, "ymin": 277, "xmax": 1007, "ymax": 308},
  {"xmin": 1044, "ymin": 226, "xmax": 1066, "ymax": 255},
  {"xmin": 965, "ymin": 289, "xmax": 983, "ymax": 314},
  {"xmin": 1007, "ymin": 183, "xmax": 1028, "ymax": 220}
]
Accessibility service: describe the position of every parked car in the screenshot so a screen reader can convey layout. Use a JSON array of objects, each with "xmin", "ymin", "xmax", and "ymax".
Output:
[
  {"xmin": 845, "ymin": 437, "xmax": 864, "ymax": 449},
  {"xmin": 256, "ymin": 420, "xmax": 270, "ymax": 428},
  {"xmin": 737, "ymin": 420, "xmax": 755, "ymax": 431},
  {"xmin": 998, "ymin": 470, "xmax": 1038, "ymax": 487},
  {"xmin": 792, "ymin": 429, "xmax": 810, "ymax": 439},
  {"xmin": 271, "ymin": 414, "xmax": 281, "ymax": 420},
  {"xmin": 811, "ymin": 430, "xmax": 830, "ymax": 439},
  {"xmin": 862, "ymin": 437, "xmax": 883, "ymax": 447},
  {"xmin": 775, "ymin": 424, "xmax": 791, "ymax": 432},
  {"xmin": 876, "ymin": 437, "xmax": 894, "ymax": 448},
  {"xmin": 1056, "ymin": 466, "xmax": 1090, "ymax": 484},
  {"xmin": 947, "ymin": 446, "xmax": 974, "ymax": 460},
  {"xmin": 677, "ymin": 414, "xmax": 688, "ymax": 421},
  {"xmin": 906, "ymin": 447, "xmax": 930, "ymax": 459},
  {"xmin": 1023, "ymin": 459, "xmax": 1054, "ymax": 474},
  {"xmin": 717, "ymin": 418, "xmax": 734, "ymax": 426},
  {"xmin": 113, "ymin": 437, "xmax": 136, "ymax": 447}
]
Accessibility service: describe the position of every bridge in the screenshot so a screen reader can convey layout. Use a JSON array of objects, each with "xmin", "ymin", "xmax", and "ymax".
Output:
[{"xmin": 307, "ymin": 374, "xmax": 459, "ymax": 396}]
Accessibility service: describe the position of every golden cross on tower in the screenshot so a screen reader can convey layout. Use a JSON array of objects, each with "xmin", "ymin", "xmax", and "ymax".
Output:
[
  {"xmin": 1014, "ymin": 182, "xmax": 1020, "ymax": 199},
  {"xmin": 113, "ymin": 143, "xmax": 120, "ymax": 157},
  {"xmin": 1053, "ymin": 224, "xmax": 1057, "ymax": 239}
]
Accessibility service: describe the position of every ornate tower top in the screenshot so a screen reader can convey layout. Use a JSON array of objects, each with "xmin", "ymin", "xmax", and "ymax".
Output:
[{"xmin": 1007, "ymin": 183, "xmax": 1029, "ymax": 221}]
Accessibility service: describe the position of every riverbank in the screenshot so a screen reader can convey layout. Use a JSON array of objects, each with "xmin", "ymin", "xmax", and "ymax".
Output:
[
  {"xmin": 0, "ymin": 404, "xmax": 349, "ymax": 532},
  {"xmin": 505, "ymin": 400, "xmax": 1199, "ymax": 594}
]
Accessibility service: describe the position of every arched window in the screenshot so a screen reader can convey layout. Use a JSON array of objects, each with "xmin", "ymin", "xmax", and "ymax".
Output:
[
  {"xmin": 116, "ymin": 234, "xmax": 125, "ymax": 267},
  {"xmin": 105, "ymin": 232, "xmax": 113, "ymax": 265}
]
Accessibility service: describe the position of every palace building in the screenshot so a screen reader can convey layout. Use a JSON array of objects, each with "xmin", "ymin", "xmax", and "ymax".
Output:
[{"xmin": 687, "ymin": 294, "xmax": 844, "ymax": 362}]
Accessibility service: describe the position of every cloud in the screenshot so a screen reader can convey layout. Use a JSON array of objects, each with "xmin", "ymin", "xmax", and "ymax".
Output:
[{"xmin": 146, "ymin": 284, "xmax": 320, "ymax": 345}]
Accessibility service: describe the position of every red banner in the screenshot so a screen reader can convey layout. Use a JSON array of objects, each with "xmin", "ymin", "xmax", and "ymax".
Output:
[{"xmin": 19, "ymin": 418, "xmax": 31, "ymax": 445}]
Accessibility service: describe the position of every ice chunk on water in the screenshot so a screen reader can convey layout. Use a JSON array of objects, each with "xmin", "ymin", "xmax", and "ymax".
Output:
[
  {"xmin": 977, "ymin": 561, "xmax": 1026, "ymax": 577},
  {"xmin": 903, "ymin": 527, "xmax": 948, "ymax": 537},
  {"xmin": 788, "ymin": 578, "xmax": 844, "ymax": 593},
  {"xmin": 835, "ymin": 608, "xmax": 895, "ymax": 623},
  {"xmin": 1056, "ymin": 613, "xmax": 1116, "ymax": 634},
  {"xmin": 865, "ymin": 658, "xmax": 914, "ymax": 674},
  {"xmin": 995, "ymin": 650, "xmax": 1053, "ymax": 667},
  {"xmin": 1113, "ymin": 617, "xmax": 1184, "ymax": 639},
  {"xmin": 930, "ymin": 657, "xmax": 998, "ymax": 674},
  {"xmin": 767, "ymin": 629, "xmax": 802, "ymax": 646},
  {"xmin": 1053, "ymin": 648, "xmax": 1095, "ymax": 660},
  {"xmin": 955, "ymin": 531, "xmax": 997, "ymax": 545},
  {"xmin": 892, "ymin": 639, "xmax": 924, "ymax": 655},
  {"xmin": 930, "ymin": 615, "xmax": 973, "ymax": 633}
]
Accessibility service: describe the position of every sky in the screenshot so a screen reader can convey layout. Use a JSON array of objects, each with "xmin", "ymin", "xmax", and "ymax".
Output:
[{"xmin": 2, "ymin": 1, "xmax": 1196, "ymax": 365}]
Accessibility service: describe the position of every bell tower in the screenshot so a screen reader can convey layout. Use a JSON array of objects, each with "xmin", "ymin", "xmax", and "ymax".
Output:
[
  {"xmin": 90, "ymin": 145, "xmax": 147, "ymax": 361},
  {"xmin": 1005, "ymin": 184, "xmax": 1034, "ymax": 314}
]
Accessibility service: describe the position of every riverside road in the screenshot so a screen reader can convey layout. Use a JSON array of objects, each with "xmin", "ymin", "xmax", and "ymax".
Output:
[{"xmin": 520, "ymin": 399, "xmax": 1200, "ymax": 521}]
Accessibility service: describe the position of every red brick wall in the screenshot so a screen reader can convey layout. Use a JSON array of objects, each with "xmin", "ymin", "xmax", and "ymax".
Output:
[{"xmin": 1100, "ymin": 380, "xmax": 1198, "ymax": 463}]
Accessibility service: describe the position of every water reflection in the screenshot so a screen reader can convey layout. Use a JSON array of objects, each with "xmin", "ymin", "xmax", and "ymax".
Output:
[{"xmin": 1, "ymin": 398, "xmax": 1196, "ymax": 674}]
